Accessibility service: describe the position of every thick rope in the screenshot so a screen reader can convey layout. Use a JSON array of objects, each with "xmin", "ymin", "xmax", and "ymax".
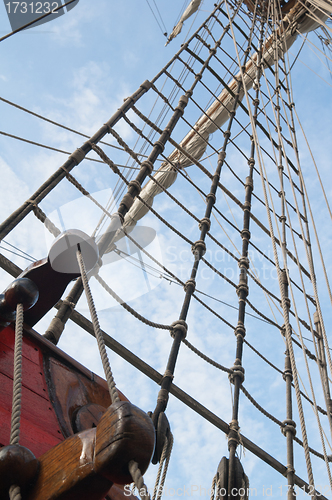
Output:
[
  {"xmin": 32, "ymin": 205, "xmax": 61, "ymax": 237},
  {"xmin": 9, "ymin": 303, "xmax": 24, "ymax": 500},
  {"xmin": 95, "ymin": 272, "xmax": 232, "ymax": 374},
  {"xmin": 76, "ymin": 246, "xmax": 119, "ymax": 404},
  {"xmin": 129, "ymin": 461, "xmax": 151, "ymax": 500},
  {"xmin": 10, "ymin": 303, "xmax": 24, "ymax": 445},
  {"xmin": 9, "ymin": 485, "xmax": 22, "ymax": 500}
]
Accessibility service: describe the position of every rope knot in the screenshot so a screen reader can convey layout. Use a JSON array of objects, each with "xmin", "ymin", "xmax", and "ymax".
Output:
[
  {"xmin": 281, "ymin": 419, "xmax": 296, "ymax": 437},
  {"xmin": 229, "ymin": 364, "xmax": 245, "ymax": 384},
  {"xmin": 170, "ymin": 320, "xmax": 188, "ymax": 339},
  {"xmin": 128, "ymin": 179, "xmax": 142, "ymax": 194},
  {"xmin": 218, "ymin": 151, "xmax": 226, "ymax": 162},
  {"xmin": 153, "ymin": 139, "xmax": 165, "ymax": 153},
  {"xmin": 27, "ymin": 199, "xmax": 38, "ymax": 207},
  {"xmin": 140, "ymin": 160, "xmax": 154, "ymax": 175},
  {"xmin": 184, "ymin": 279, "xmax": 196, "ymax": 294},
  {"xmin": 206, "ymin": 192, "xmax": 216, "ymax": 204},
  {"xmin": 240, "ymin": 228, "xmax": 251, "ymax": 241},
  {"xmin": 228, "ymin": 420, "xmax": 241, "ymax": 448},
  {"xmin": 236, "ymin": 281, "xmax": 249, "ymax": 298},
  {"xmin": 191, "ymin": 240, "xmax": 206, "ymax": 257},
  {"xmin": 199, "ymin": 217, "xmax": 211, "ymax": 232},
  {"xmin": 62, "ymin": 299, "xmax": 76, "ymax": 310},
  {"xmin": 238, "ymin": 257, "xmax": 249, "ymax": 270},
  {"xmin": 234, "ymin": 322, "xmax": 246, "ymax": 338}
]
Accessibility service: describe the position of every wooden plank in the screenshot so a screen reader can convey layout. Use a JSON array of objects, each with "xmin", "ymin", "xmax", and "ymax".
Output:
[
  {"xmin": 0, "ymin": 406, "xmax": 62, "ymax": 457},
  {"xmin": 0, "ymin": 341, "xmax": 49, "ymax": 399},
  {"xmin": 27, "ymin": 428, "xmax": 113, "ymax": 500},
  {"xmin": 1, "ymin": 326, "xmax": 40, "ymax": 365},
  {"xmin": 0, "ymin": 371, "xmax": 63, "ymax": 441}
]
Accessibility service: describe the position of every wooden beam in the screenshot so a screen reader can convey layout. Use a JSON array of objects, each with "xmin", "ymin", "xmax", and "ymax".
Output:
[
  {"xmin": 27, "ymin": 427, "xmax": 112, "ymax": 500},
  {"xmin": 27, "ymin": 402, "xmax": 154, "ymax": 500}
]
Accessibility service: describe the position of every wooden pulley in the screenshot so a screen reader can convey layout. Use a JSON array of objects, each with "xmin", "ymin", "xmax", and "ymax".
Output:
[
  {"xmin": 72, "ymin": 403, "xmax": 106, "ymax": 433},
  {"xmin": 150, "ymin": 411, "xmax": 170, "ymax": 465},
  {"xmin": 215, "ymin": 456, "xmax": 249, "ymax": 500},
  {"xmin": 94, "ymin": 400, "xmax": 155, "ymax": 484}
]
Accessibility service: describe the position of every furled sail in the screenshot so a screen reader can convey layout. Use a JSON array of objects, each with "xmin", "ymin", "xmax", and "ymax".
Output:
[
  {"xmin": 109, "ymin": 1, "xmax": 330, "ymax": 243},
  {"xmin": 165, "ymin": 0, "xmax": 203, "ymax": 46}
]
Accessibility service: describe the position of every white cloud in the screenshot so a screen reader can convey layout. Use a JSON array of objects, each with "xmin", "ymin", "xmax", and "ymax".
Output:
[{"xmin": 1, "ymin": 1, "xmax": 332, "ymax": 498}]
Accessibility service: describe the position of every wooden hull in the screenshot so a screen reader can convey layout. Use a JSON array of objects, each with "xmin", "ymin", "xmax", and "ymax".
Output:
[{"xmin": 0, "ymin": 324, "xmax": 138, "ymax": 500}]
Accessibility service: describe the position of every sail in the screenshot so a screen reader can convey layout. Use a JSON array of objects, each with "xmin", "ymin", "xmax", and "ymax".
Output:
[
  {"xmin": 165, "ymin": 0, "xmax": 203, "ymax": 45},
  {"xmin": 120, "ymin": 1, "xmax": 330, "ymax": 235}
]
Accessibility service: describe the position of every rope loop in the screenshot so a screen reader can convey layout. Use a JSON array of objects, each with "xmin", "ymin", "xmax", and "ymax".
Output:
[
  {"xmin": 199, "ymin": 217, "xmax": 211, "ymax": 231},
  {"xmin": 281, "ymin": 419, "xmax": 297, "ymax": 437},
  {"xmin": 170, "ymin": 320, "xmax": 188, "ymax": 339},
  {"xmin": 184, "ymin": 279, "xmax": 196, "ymax": 294},
  {"xmin": 191, "ymin": 239, "xmax": 206, "ymax": 257},
  {"xmin": 229, "ymin": 364, "xmax": 245, "ymax": 385},
  {"xmin": 228, "ymin": 419, "xmax": 241, "ymax": 448}
]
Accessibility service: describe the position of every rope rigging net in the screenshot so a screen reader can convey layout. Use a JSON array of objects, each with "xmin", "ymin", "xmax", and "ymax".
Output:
[{"xmin": 1, "ymin": 0, "xmax": 332, "ymax": 498}]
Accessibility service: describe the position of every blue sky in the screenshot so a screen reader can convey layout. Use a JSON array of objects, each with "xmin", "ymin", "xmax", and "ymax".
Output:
[{"xmin": 1, "ymin": 1, "xmax": 332, "ymax": 498}]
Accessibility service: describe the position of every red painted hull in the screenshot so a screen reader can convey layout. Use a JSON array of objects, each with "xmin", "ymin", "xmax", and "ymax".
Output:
[
  {"xmin": 0, "ymin": 325, "xmax": 63, "ymax": 456},
  {"xmin": 0, "ymin": 324, "xmax": 136, "ymax": 500}
]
